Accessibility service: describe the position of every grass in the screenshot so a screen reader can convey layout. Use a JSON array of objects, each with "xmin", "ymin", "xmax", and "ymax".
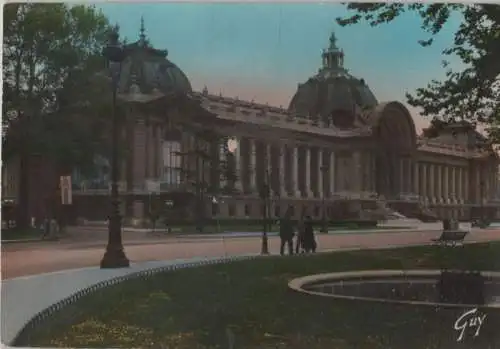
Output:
[
  {"xmin": 1, "ymin": 227, "xmax": 42, "ymax": 241},
  {"xmin": 24, "ymin": 243, "xmax": 500, "ymax": 349}
]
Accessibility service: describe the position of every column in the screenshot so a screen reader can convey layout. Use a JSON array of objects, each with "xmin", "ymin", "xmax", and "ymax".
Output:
[
  {"xmin": 429, "ymin": 164, "xmax": 435, "ymax": 203},
  {"xmin": 464, "ymin": 167, "xmax": 469, "ymax": 203},
  {"xmin": 413, "ymin": 162, "xmax": 419, "ymax": 196},
  {"xmin": 249, "ymin": 139, "xmax": 256, "ymax": 192},
  {"xmin": 265, "ymin": 143, "xmax": 272, "ymax": 194},
  {"xmin": 451, "ymin": 167, "xmax": 456, "ymax": 203},
  {"xmin": 443, "ymin": 166, "xmax": 449, "ymax": 203},
  {"xmin": 353, "ymin": 151, "xmax": 361, "ymax": 193},
  {"xmin": 292, "ymin": 145, "xmax": 300, "ymax": 197},
  {"xmin": 421, "ymin": 163, "xmax": 427, "ymax": 201},
  {"xmin": 156, "ymin": 125, "xmax": 163, "ymax": 178},
  {"xmin": 329, "ymin": 151, "xmax": 335, "ymax": 196},
  {"xmin": 476, "ymin": 167, "xmax": 481, "ymax": 204},
  {"xmin": 317, "ymin": 148, "xmax": 323, "ymax": 198},
  {"xmin": 436, "ymin": 165, "xmax": 442, "ymax": 203},
  {"xmin": 403, "ymin": 159, "xmax": 409, "ymax": 193},
  {"xmin": 132, "ymin": 117, "xmax": 147, "ymax": 191},
  {"xmin": 147, "ymin": 124, "xmax": 156, "ymax": 179},
  {"xmin": 399, "ymin": 159, "xmax": 404, "ymax": 194},
  {"xmin": 279, "ymin": 144, "xmax": 286, "ymax": 197},
  {"xmin": 234, "ymin": 137, "xmax": 242, "ymax": 191},
  {"xmin": 305, "ymin": 147, "xmax": 312, "ymax": 197},
  {"xmin": 219, "ymin": 140, "xmax": 227, "ymax": 189},
  {"xmin": 457, "ymin": 167, "xmax": 462, "ymax": 203}
]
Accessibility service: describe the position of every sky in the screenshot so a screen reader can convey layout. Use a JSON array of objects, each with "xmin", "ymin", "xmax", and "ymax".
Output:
[{"xmin": 97, "ymin": 3, "xmax": 463, "ymax": 133}]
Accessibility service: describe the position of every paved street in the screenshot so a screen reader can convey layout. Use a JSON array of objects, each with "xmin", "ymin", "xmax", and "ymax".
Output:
[{"xmin": 3, "ymin": 227, "xmax": 500, "ymax": 280}]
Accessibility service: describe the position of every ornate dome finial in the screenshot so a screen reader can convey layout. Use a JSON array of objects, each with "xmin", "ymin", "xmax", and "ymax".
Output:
[
  {"xmin": 139, "ymin": 16, "xmax": 147, "ymax": 46},
  {"xmin": 322, "ymin": 28, "xmax": 344, "ymax": 71},
  {"xmin": 329, "ymin": 30, "xmax": 337, "ymax": 49}
]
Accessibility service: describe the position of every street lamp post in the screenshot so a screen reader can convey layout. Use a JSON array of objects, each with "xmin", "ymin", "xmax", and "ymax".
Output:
[
  {"xmin": 320, "ymin": 165, "xmax": 328, "ymax": 233},
  {"xmin": 100, "ymin": 28, "xmax": 130, "ymax": 269}
]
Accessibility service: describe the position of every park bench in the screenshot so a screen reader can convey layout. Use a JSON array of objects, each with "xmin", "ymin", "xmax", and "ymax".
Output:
[{"xmin": 432, "ymin": 230, "xmax": 468, "ymax": 247}]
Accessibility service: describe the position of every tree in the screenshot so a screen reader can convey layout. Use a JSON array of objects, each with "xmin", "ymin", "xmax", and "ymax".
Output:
[
  {"xmin": 336, "ymin": 4, "xmax": 500, "ymax": 131},
  {"xmin": 2, "ymin": 3, "xmax": 113, "ymax": 227}
]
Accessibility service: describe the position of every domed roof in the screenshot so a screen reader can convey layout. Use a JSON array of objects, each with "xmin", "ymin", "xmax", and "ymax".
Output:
[
  {"xmin": 117, "ymin": 17, "xmax": 192, "ymax": 98},
  {"xmin": 288, "ymin": 31, "xmax": 377, "ymax": 128}
]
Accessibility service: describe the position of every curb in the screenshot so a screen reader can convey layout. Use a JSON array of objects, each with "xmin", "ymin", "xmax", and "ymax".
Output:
[
  {"xmin": 2, "ymin": 237, "xmax": 59, "ymax": 244},
  {"xmin": 11, "ymin": 254, "xmax": 258, "ymax": 346}
]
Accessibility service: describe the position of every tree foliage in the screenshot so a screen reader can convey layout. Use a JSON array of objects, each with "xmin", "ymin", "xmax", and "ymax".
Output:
[
  {"xmin": 2, "ymin": 3, "xmax": 113, "ymax": 172},
  {"xmin": 337, "ymin": 4, "xmax": 500, "ymax": 133}
]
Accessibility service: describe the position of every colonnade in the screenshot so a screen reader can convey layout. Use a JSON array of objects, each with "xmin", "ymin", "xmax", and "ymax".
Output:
[
  {"xmin": 217, "ymin": 137, "xmax": 384, "ymax": 199},
  {"xmin": 219, "ymin": 137, "xmax": 339, "ymax": 198},
  {"xmin": 412, "ymin": 162, "xmax": 497, "ymax": 205},
  {"xmin": 217, "ymin": 137, "xmax": 498, "ymax": 206}
]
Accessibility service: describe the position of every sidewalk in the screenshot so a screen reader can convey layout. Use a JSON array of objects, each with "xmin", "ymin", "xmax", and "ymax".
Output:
[{"xmin": 0, "ymin": 255, "xmax": 255, "ymax": 345}]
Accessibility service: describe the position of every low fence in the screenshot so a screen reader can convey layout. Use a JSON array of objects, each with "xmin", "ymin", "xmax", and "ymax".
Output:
[{"xmin": 12, "ymin": 255, "xmax": 258, "ymax": 347}]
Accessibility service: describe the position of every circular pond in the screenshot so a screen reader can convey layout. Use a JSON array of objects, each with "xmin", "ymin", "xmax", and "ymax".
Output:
[{"xmin": 289, "ymin": 270, "xmax": 500, "ymax": 308}]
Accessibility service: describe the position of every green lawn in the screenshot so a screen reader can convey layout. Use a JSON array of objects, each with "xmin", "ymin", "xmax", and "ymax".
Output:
[{"xmin": 24, "ymin": 243, "xmax": 500, "ymax": 349}]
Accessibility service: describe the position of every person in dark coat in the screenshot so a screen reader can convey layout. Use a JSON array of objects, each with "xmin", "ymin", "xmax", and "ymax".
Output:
[
  {"xmin": 302, "ymin": 215, "xmax": 317, "ymax": 253},
  {"xmin": 279, "ymin": 207, "xmax": 294, "ymax": 256}
]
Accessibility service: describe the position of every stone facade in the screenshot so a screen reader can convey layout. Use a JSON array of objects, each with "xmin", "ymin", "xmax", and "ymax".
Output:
[{"xmin": 4, "ymin": 27, "xmax": 499, "ymax": 224}]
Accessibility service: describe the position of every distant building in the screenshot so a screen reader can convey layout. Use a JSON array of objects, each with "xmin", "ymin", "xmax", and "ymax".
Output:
[{"xmin": 3, "ymin": 26, "xmax": 499, "ymax": 225}]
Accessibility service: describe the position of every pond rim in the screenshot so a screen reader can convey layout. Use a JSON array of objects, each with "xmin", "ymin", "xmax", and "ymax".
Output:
[{"xmin": 288, "ymin": 270, "xmax": 500, "ymax": 309}]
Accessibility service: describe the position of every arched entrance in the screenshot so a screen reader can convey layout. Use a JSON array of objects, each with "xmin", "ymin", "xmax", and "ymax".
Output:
[{"xmin": 371, "ymin": 102, "xmax": 417, "ymax": 198}]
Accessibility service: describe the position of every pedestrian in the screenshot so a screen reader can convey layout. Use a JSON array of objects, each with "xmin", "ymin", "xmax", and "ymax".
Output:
[
  {"xmin": 295, "ymin": 215, "xmax": 305, "ymax": 254},
  {"xmin": 302, "ymin": 215, "xmax": 317, "ymax": 253},
  {"xmin": 279, "ymin": 207, "xmax": 294, "ymax": 256}
]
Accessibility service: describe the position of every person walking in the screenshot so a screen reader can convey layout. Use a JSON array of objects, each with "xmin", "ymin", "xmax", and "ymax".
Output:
[{"xmin": 279, "ymin": 207, "xmax": 294, "ymax": 256}]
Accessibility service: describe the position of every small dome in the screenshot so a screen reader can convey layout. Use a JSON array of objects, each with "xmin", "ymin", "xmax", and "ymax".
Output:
[{"xmin": 288, "ymin": 30, "xmax": 377, "ymax": 128}]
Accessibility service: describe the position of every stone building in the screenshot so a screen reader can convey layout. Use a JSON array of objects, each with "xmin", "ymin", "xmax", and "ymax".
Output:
[{"xmin": 5, "ymin": 26, "xmax": 498, "ymax": 224}]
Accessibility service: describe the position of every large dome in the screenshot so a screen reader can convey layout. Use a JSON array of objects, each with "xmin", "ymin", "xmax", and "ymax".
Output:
[
  {"xmin": 116, "ymin": 19, "xmax": 192, "ymax": 97},
  {"xmin": 288, "ymin": 31, "xmax": 377, "ymax": 128}
]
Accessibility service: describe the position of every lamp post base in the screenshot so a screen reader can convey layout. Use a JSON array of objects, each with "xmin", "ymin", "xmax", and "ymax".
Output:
[{"xmin": 100, "ymin": 247, "xmax": 130, "ymax": 269}]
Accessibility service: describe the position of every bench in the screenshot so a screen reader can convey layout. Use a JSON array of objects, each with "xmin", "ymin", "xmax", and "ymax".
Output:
[{"xmin": 432, "ymin": 230, "xmax": 468, "ymax": 247}]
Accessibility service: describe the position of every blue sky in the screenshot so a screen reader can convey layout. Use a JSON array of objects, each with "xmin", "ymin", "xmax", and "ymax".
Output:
[{"xmin": 97, "ymin": 3, "xmax": 462, "ymax": 132}]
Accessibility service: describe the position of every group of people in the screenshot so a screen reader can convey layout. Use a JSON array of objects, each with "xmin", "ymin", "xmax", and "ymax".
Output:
[{"xmin": 278, "ymin": 208, "xmax": 317, "ymax": 256}]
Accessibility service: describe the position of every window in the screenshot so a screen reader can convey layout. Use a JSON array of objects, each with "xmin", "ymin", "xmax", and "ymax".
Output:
[
  {"xmin": 244, "ymin": 204, "xmax": 251, "ymax": 216},
  {"xmin": 162, "ymin": 141, "xmax": 182, "ymax": 187}
]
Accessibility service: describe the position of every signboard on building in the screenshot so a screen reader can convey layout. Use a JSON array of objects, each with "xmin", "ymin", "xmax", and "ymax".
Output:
[{"xmin": 60, "ymin": 175, "xmax": 72, "ymax": 205}]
